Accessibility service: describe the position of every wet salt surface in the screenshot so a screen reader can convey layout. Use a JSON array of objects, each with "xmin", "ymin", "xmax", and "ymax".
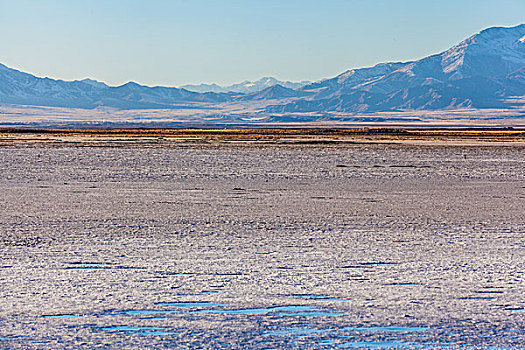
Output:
[
  {"xmin": 1, "ymin": 144, "xmax": 524, "ymax": 349},
  {"xmin": 156, "ymin": 302, "xmax": 226, "ymax": 307},
  {"xmin": 121, "ymin": 304, "xmax": 343, "ymax": 317},
  {"xmin": 266, "ymin": 325, "xmax": 432, "ymax": 337},
  {"xmin": 338, "ymin": 342, "xmax": 524, "ymax": 350},
  {"xmin": 336, "ymin": 340, "xmax": 464, "ymax": 349},
  {"xmin": 344, "ymin": 326, "xmax": 434, "ymax": 332},
  {"xmin": 101, "ymin": 326, "xmax": 177, "ymax": 336},
  {"xmin": 288, "ymin": 294, "xmax": 350, "ymax": 301}
]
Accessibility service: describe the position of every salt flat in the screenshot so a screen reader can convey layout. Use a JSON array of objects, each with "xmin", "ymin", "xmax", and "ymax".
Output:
[{"xmin": 0, "ymin": 143, "xmax": 524, "ymax": 349}]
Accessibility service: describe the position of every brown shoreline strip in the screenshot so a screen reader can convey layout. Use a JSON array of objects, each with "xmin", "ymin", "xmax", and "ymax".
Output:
[{"xmin": 1, "ymin": 127, "xmax": 525, "ymax": 146}]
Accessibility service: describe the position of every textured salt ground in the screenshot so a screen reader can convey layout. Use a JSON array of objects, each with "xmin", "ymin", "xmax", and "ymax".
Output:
[{"xmin": 0, "ymin": 144, "xmax": 524, "ymax": 349}]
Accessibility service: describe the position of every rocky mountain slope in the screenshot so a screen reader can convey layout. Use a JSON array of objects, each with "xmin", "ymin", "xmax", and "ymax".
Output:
[{"xmin": 268, "ymin": 24, "xmax": 525, "ymax": 113}]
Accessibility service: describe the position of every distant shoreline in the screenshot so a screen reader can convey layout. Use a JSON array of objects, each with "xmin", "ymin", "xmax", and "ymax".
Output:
[{"xmin": 1, "ymin": 128, "xmax": 525, "ymax": 147}]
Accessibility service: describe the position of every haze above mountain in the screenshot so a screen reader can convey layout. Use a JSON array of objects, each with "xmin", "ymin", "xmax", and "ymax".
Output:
[{"xmin": 0, "ymin": 24, "xmax": 524, "ymax": 120}]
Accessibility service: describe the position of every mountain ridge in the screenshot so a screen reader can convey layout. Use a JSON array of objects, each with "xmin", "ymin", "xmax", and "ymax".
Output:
[
  {"xmin": 267, "ymin": 23, "xmax": 525, "ymax": 113},
  {"xmin": 181, "ymin": 77, "xmax": 310, "ymax": 93},
  {"xmin": 0, "ymin": 24, "xmax": 524, "ymax": 119}
]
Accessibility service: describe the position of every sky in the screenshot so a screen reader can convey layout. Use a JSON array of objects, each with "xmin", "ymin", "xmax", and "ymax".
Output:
[{"xmin": 0, "ymin": 0, "xmax": 524, "ymax": 87}]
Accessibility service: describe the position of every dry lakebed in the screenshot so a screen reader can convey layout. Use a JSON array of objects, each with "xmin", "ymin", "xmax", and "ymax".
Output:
[{"xmin": 0, "ymin": 129, "xmax": 524, "ymax": 349}]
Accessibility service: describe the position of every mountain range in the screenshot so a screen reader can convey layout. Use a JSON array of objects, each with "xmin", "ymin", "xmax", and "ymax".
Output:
[
  {"xmin": 268, "ymin": 24, "xmax": 525, "ymax": 113},
  {"xmin": 0, "ymin": 24, "xmax": 524, "ymax": 123},
  {"xmin": 181, "ymin": 77, "xmax": 310, "ymax": 94}
]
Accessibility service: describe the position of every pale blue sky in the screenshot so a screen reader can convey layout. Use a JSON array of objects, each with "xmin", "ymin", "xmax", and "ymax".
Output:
[{"xmin": 0, "ymin": 0, "xmax": 523, "ymax": 86}]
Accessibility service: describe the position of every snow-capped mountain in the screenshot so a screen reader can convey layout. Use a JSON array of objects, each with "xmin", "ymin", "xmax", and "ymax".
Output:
[
  {"xmin": 0, "ymin": 24, "xmax": 523, "ymax": 116},
  {"xmin": 179, "ymin": 83, "xmax": 225, "ymax": 93},
  {"xmin": 268, "ymin": 24, "xmax": 525, "ymax": 113},
  {"xmin": 0, "ymin": 63, "xmax": 230, "ymax": 109},
  {"xmin": 0, "ymin": 63, "xmax": 105, "ymax": 108},
  {"xmin": 77, "ymin": 78, "xmax": 108, "ymax": 89},
  {"xmin": 237, "ymin": 84, "xmax": 312, "ymax": 101},
  {"xmin": 182, "ymin": 77, "xmax": 310, "ymax": 93},
  {"xmin": 300, "ymin": 62, "xmax": 407, "ymax": 98}
]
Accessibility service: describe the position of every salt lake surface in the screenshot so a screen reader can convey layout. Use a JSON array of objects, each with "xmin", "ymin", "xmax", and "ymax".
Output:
[{"xmin": 0, "ymin": 143, "xmax": 524, "ymax": 349}]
